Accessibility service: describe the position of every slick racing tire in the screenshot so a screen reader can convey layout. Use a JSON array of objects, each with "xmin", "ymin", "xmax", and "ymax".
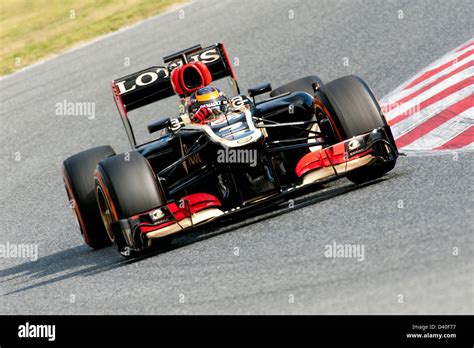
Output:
[
  {"xmin": 94, "ymin": 151, "xmax": 166, "ymax": 244},
  {"xmin": 320, "ymin": 75, "xmax": 397, "ymax": 184},
  {"xmin": 62, "ymin": 145, "xmax": 116, "ymax": 249},
  {"xmin": 270, "ymin": 75, "xmax": 324, "ymax": 97}
]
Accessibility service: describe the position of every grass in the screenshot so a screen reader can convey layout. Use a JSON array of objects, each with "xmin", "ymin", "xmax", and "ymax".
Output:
[{"xmin": 0, "ymin": 0, "xmax": 185, "ymax": 76}]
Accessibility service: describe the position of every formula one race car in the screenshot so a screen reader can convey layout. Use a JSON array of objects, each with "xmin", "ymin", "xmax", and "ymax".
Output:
[{"xmin": 62, "ymin": 43, "xmax": 398, "ymax": 257}]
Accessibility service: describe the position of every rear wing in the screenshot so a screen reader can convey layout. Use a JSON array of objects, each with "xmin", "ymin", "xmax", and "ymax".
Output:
[{"xmin": 111, "ymin": 43, "xmax": 238, "ymax": 147}]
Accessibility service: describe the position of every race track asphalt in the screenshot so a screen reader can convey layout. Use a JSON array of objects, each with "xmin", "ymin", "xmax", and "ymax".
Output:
[{"xmin": 0, "ymin": 0, "xmax": 473, "ymax": 314}]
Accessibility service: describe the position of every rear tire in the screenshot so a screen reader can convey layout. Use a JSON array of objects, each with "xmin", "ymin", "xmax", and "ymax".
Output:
[
  {"xmin": 62, "ymin": 146, "xmax": 115, "ymax": 249},
  {"xmin": 94, "ymin": 151, "xmax": 166, "ymax": 244},
  {"xmin": 320, "ymin": 75, "xmax": 397, "ymax": 184},
  {"xmin": 270, "ymin": 75, "xmax": 323, "ymax": 97}
]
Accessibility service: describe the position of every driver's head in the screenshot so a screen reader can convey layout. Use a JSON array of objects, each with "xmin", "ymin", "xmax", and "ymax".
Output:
[{"xmin": 189, "ymin": 86, "xmax": 227, "ymax": 118}]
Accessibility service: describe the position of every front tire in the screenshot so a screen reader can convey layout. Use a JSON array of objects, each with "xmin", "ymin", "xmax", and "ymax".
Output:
[
  {"xmin": 320, "ymin": 75, "xmax": 397, "ymax": 184},
  {"xmin": 62, "ymin": 146, "xmax": 115, "ymax": 249},
  {"xmin": 94, "ymin": 151, "xmax": 166, "ymax": 248}
]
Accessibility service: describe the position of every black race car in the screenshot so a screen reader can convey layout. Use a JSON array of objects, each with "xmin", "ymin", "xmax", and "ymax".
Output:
[{"xmin": 62, "ymin": 43, "xmax": 398, "ymax": 257}]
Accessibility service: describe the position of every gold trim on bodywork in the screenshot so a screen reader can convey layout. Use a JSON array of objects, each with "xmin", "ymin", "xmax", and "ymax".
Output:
[{"xmin": 302, "ymin": 167, "xmax": 336, "ymax": 186}]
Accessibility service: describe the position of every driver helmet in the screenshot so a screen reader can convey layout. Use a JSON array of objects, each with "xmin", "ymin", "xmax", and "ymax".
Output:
[{"xmin": 188, "ymin": 86, "xmax": 227, "ymax": 118}]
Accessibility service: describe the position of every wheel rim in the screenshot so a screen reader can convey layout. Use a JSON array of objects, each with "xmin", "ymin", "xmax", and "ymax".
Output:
[{"xmin": 96, "ymin": 185, "xmax": 115, "ymax": 242}]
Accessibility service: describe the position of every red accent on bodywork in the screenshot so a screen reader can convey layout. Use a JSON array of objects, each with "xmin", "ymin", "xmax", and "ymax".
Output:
[
  {"xmin": 295, "ymin": 149, "xmax": 330, "ymax": 177},
  {"xmin": 140, "ymin": 221, "xmax": 175, "ymax": 233},
  {"xmin": 192, "ymin": 61, "xmax": 212, "ymax": 86},
  {"xmin": 170, "ymin": 68, "xmax": 184, "ymax": 95},
  {"xmin": 170, "ymin": 61, "xmax": 213, "ymax": 96},
  {"xmin": 295, "ymin": 140, "xmax": 372, "ymax": 177},
  {"xmin": 136, "ymin": 193, "xmax": 221, "ymax": 234},
  {"xmin": 295, "ymin": 145, "xmax": 345, "ymax": 177},
  {"xmin": 111, "ymin": 81, "xmax": 128, "ymax": 119},
  {"xmin": 182, "ymin": 193, "xmax": 221, "ymax": 212}
]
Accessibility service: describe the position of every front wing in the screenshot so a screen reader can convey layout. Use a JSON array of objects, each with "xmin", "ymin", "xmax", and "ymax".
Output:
[{"xmin": 111, "ymin": 127, "xmax": 396, "ymax": 256}]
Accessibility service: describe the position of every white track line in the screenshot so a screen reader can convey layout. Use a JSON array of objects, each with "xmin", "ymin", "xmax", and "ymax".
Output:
[
  {"xmin": 381, "ymin": 39, "xmax": 473, "ymax": 103},
  {"xmin": 384, "ymin": 67, "xmax": 472, "ymax": 120},
  {"xmin": 380, "ymin": 38, "xmax": 474, "ymax": 152},
  {"xmin": 403, "ymin": 109, "xmax": 473, "ymax": 151},
  {"xmin": 390, "ymin": 85, "xmax": 473, "ymax": 137},
  {"xmin": 461, "ymin": 141, "xmax": 474, "ymax": 150},
  {"xmin": 382, "ymin": 54, "xmax": 473, "ymax": 104}
]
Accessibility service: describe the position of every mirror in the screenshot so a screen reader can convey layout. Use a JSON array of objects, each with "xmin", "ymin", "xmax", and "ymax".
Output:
[
  {"xmin": 248, "ymin": 83, "xmax": 272, "ymax": 97},
  {"xmin": 147, "ymin": 118, "xmax": 171, "ymax": 134}
]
